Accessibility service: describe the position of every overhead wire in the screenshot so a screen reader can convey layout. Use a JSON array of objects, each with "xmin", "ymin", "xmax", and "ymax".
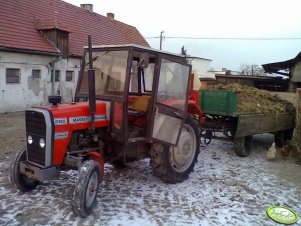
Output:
[{"xmin": 144, "ymin": 36, "xmax": 301, "ymax": 40}]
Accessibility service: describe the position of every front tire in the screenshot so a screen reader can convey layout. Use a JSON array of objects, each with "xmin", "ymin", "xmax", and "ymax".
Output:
[
  {"xmin": 72, "ymin": 160, "xmax": 101, "ymax": 218},
  {"xmin": 150, "ymin": 117, "xmax": 200, "ymax": 183},
  {"xmin": 10, "ymin": 147, "xmax": 40, "ymax": 192}
]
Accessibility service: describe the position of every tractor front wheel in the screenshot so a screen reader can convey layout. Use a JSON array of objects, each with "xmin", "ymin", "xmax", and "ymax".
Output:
[
  {"xmin": 150, "ymin": 117, "xmax": 200, "ymax": 183},
  {"xmin": 72, "ymin": 160, "xmax": 101, "ymax": 218},
  {"xmin": 10, "ymin": 147, "xmax": 40, "ymax": 192}
]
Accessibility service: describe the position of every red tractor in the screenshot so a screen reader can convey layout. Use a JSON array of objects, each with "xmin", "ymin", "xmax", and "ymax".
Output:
[{"xmin": 10, "ymin": 36, "xmax": 203, "ymax": 217}]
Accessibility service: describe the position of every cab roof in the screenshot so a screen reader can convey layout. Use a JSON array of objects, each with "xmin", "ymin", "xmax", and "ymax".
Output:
[{"xmin": 84, "ymin": 44, "xmax": 186, "ymax": 59}]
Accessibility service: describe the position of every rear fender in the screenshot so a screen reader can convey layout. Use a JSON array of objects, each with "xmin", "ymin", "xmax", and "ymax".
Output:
[{"xmin": 187, "ymin": 100, "xmax": 204, "ymax": 120}]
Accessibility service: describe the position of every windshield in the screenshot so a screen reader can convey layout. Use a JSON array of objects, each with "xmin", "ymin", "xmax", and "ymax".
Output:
[
  {"xmin": 156, "ymin": 58, "xmax": 190, "ymax": 110},
  {"xmin": 79, "ymin": 50, "xmax": 129, "ymax": 97}
]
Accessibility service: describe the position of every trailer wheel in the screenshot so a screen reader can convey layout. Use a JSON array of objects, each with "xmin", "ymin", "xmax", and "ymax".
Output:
[
  {"xmin": 275, "ymin": 132, "xmax": 285, "ymax": 147},
  {"xmin": 200, "ymin": 130, "xmax": 213, "ymax": 145},
  {"xmin": 150, "ymin": 117, "xmax": 200, "ymax": 183},
  {"xmin": 10, "ymin": 147, "xmax": 39, "ymax": 192},
  {"xmin": 111, "ymin": 160, "xmax": 127, "ymax": 169},
  {"xmin": 275, "ymin": 129, "xmax": 294, "ymax": 147},
  {"xmin": 72, "ymin": 160, "xmax": 101, "ymax": 218},
  {"xmin": 233, "ymin": 136, "xmax": 253, "ymax": 157}
]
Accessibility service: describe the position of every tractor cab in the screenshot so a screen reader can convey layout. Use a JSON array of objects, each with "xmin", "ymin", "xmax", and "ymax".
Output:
[{"xmin": 76, "ymin": 44, "xmax": 192, "ymax": 146}]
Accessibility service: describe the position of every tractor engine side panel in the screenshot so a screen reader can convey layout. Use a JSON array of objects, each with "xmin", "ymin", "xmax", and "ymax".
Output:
[{"xmin": 43, "ymin": 101, "xmax": 109, "ymax": 166}]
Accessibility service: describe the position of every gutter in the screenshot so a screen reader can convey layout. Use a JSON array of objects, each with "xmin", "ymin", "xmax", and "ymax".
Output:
[
  {"xmin": 1, "ymin": 47, "xmax": 84, "ymax": 59},
  {"xmin": 0, "ymin": 47, "xmax": 60, "ymax": 57}
]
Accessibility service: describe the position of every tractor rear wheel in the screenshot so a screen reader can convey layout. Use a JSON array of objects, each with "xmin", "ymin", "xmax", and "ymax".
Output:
[
  {"xmin": 10, "ymin": 147, "xmax": 39, "ymax": 192},
  {"xmin": 72, "ymin": 160, "xmax": 101, "ymax": 218},
  {"xmin": 150, "ymin": 117, "xmax": 200, "ymax": 183}
]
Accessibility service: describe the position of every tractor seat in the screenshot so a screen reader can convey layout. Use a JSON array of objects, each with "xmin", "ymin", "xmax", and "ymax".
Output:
[
  {"xmin": 128, "ymin": 95, "xmax": 150, "ymax": 112},
  {"xmin": 128, "ymin": 109, "xmax": 145, "ymax": 117},
  {"xmin": 128, "ymin": 95, "xmax": 150, "ymax": 127}
]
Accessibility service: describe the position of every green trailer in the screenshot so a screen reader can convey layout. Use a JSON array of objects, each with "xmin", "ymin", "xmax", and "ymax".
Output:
[{"xmin": 198, "ymin": 89, "xmax": 295, "ymax": 157}]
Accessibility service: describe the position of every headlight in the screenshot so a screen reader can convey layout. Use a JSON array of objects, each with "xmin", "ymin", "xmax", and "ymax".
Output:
[
  {"xmin": 39, "ymin": 138, "xmax": 45, "ymax": 148},
  {"xmin": 27, "ymin": 135, "xmax": 33, "ymax": 144}
]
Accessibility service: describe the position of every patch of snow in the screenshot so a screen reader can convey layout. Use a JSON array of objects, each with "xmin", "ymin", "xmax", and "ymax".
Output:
[{"xmin": 0, "ymin": 134, "xmax": 301, "ymax": 225}]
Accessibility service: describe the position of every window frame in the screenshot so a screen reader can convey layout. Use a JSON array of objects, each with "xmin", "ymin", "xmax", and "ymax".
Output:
[
  {"xmin": 32, "ymin": 69, "xmax": 41, "ymax": 79},
  {"xmin": 6, "ymin": 68, "xmax": 21, "ymax": 84},
  {"xmin": 66, "ymin": 70, "xmax": 74, "ymax": 82}
]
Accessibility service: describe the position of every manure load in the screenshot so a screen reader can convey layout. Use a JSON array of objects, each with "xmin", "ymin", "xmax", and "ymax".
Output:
[{"xmin": 206, "ymin": 83, "xmax": 295, "ymax": 114}]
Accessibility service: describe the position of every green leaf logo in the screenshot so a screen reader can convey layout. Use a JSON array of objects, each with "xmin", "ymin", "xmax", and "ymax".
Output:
[{"xmin": 266, "ymin": 206, "xmax": 299, "ymax": 225}]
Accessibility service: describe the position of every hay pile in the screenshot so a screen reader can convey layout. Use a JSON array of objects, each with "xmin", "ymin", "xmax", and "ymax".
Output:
[{"xmin": 208, "ymin": 83, "xmax": 295, "ymax": 114}]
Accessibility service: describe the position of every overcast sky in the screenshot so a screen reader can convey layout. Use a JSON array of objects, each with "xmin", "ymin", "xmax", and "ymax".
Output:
[{"xmin": 64, "ymin": 0, "xmax": 301, "ymax": 71}]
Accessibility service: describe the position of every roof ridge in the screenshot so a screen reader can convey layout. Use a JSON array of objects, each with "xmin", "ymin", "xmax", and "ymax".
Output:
[{"xmin": 112, "ymin": 19, "xmax": 137, "ymax": 29}]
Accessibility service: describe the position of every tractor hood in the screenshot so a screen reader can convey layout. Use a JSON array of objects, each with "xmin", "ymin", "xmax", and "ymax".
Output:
[{"xmin": 41, "ymin": 101, "xmax": 109, "ymax": 127}]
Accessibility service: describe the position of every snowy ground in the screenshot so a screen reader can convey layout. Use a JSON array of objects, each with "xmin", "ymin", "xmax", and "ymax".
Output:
[{"xmin": 1, "ymin": 113, "xmax": 301, "ymax": 225}]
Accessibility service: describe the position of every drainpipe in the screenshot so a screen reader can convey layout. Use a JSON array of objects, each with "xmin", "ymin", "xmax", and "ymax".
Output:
[
  {"xmin": 51, "ymin": 56, "xmax": 61, "ymax": 95},
  {"xmin": 51, "ymin": 60, "xmax": 55, "ymax": 95}
]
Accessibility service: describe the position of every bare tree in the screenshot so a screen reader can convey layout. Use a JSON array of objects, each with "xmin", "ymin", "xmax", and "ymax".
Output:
[{"xmin": 240, "ymin": 64, "xmax": 264, "ymax": 76}]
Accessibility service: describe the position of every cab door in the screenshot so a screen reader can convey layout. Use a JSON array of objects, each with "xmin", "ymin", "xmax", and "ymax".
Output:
[{"xmin": 150, "ymin": 57, "xmax": 192, "ymax": 146}]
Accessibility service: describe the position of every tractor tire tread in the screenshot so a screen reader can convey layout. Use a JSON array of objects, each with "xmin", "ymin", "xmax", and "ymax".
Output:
[
  {"xmin": 10, "ymin": 147, "xmax": 39, "ymax": 192},
  {"xmin": 72, "ymin": 160, "xmax": 101, "ymax": 218},
  {"xmin": 150, "ymin": 117, "xmax": 199, "ymax": 184}
]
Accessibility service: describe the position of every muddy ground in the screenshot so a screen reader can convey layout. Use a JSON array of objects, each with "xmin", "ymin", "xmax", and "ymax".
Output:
[
  {"xmin": 0, "ymin": 112, "xmax": 25, "ymax": 161},
  {"xmin": 1, "ymin": 112, "xmax": 301, "ymax": 225}
]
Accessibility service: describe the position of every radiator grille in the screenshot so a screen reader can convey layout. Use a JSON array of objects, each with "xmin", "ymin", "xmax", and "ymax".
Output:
[{"xmin": 26, "ymin": 110, "xmax": 46, "ymax": 166}]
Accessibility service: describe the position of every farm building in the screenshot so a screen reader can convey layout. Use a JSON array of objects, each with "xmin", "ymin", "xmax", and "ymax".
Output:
[
  {"xmin": 0, "ymin": 0, "xmax": 149, "ymax": 113},
  {"xmin": 262, "ymin": 51, "xmax": 301, "ymax": 92}
]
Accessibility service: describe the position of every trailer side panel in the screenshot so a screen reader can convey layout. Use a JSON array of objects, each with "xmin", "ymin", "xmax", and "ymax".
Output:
[{"xmin": 236, "ymin": 113, "xmax": 295, "ymax": 137}]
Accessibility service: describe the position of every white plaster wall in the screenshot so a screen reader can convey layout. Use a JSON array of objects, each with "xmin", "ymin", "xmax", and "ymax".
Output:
[
  {"xmin": 187, "ymin": 58, "xmax": 212, "ymax": 78},
  {"xmin": 205, "ymin": 71, "xmax": 217, "ymax": 79},
  {"xmin": 0, "ymin": 51, "xmax": 81, "ymax": 113}
]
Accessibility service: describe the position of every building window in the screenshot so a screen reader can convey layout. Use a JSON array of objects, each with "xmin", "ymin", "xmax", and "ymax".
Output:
[
  {"xmin": 6, "ymin": 68, "xmax": 20, "ymax": 84},
  {"xmin": 32, "ymin": 69, "xmax": 41, "ymax": 79},
  {"xmin": 66, "ymin": 71, "xmax": 73, "ymax": 82},
  {"xmin": 50, "ymin": 70, "xmax": 60, "ymax": 82}
]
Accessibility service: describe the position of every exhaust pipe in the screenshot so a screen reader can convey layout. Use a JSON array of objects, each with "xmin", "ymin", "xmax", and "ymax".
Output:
[{"xmin": 88, "ymin": 35, "xmax": 96, "ymax": 129}]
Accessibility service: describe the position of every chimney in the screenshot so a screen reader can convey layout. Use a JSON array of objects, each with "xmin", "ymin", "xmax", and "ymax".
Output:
[
  {"xmin": 225, "ymin": 70, "xmax": 231, "ymax": 75},
  {"xmin": 107, "ymin": 12, "xmax": 115, "ymax": 20},
  {"xmin": 80, "ymin": 4, "xmax": 93, "ymax": 12}
]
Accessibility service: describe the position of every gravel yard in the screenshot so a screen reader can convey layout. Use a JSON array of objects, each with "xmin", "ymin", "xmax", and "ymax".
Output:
[{"xmin": 0, "ymin": 112, "xmax": 301, "ymax": 226}]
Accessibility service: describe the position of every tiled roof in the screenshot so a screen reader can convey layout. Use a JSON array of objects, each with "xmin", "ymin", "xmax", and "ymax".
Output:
[
  {"xmin": 0, "ymin": 0, "xmax": 150, "ymax": 56},
  {"xmin": 34, "ymin": 18, "xmax": 71, "ymax": 32}
]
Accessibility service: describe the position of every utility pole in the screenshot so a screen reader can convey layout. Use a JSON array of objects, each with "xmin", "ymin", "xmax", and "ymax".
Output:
[{"xmin": 160, "ymin": 31, "xmax": 164, "ymax": 50}]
